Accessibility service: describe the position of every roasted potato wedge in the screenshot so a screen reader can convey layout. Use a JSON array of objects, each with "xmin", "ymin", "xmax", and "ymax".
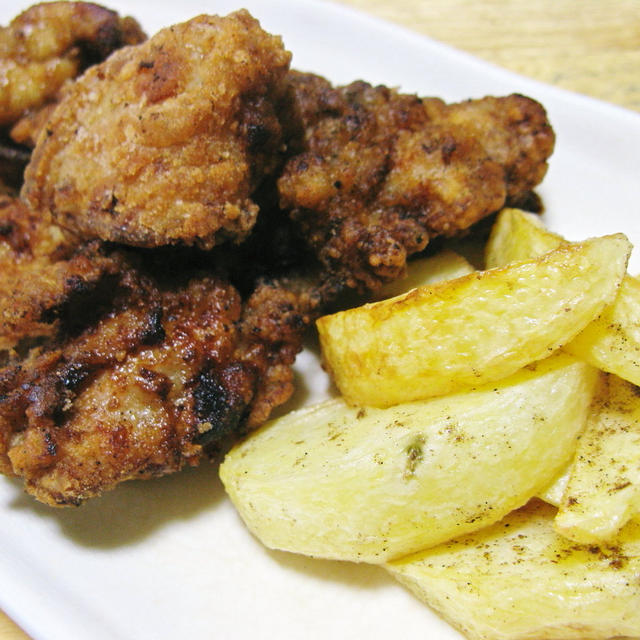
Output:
[
  {"xmin": 486, "ymin": 208, "xmax": 640, "ymax": 386},
  {"xmin": 568, "ymin": 277, "xmax": 640, "ymax": 385},
  {"xmin": 484, "ymin": 208, "xmax": 563, "ymax": 269},
  {"xmin": 554, "ymin": 372, "xmax": 640, "ymax": 543},
  {"xmin": 387, "ymin": 500, "xmax": 640, "ymax": 640},
  {"xmin": 317, "ymin": 233, "xmax": 630, "ymax": 407},
  {"xmin": 220, "ymin": 355, "xmax": 596, "ymax": 563}
]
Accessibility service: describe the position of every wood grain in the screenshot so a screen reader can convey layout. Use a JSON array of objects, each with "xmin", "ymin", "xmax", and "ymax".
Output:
[
  {"xmin": 0, "ymin": 615, "xmax": 26, "ymax": 640},
  {"xmin": 1, "ymin": 0, "xmax": 639, "ymax": 638},
  {"xmin": 341, "ymin": 0, "xmax": 640, "ymax": 112}
]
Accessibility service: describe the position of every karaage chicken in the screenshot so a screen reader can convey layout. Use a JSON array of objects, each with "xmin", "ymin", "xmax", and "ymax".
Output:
[
  {"xmin": 0, "ymin": 224, "xmax": 319, "ymax": 506},
  {"xmin": 0, "ymin": 2, "xmax": 146, "ymax": 187},
  {"xmin": 0, "ymin": 1, "xmax": 145, "ymax": 128},
  {"xmin": 278, "ymin": 72, "xmax": 555, "ymax": 292},
  {"xmin": 22, "ymin": 10, "xmax": 292, "ymax": 249}
]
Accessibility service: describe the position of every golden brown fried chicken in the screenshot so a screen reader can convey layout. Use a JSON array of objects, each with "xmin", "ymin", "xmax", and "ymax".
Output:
[
  {"xmin": 0, "ymin": 242, "xmax": 319, "ymax": 506},
  {"xmin": 0, "ymin": 189, "xmax": 322, "ymax": 506},
  {"xmin": 22, "ymin": 10, "xmax": 292, "ymax": 249},
  {"xmin": 0, "ymin": 2, "xmax": 146, "ymax": 128},
  {"xmin": 0, "ymin": 266, "xmax": 227, "ymax": 505},
  {"xmin": 423, "ymin": 94, "xmax": 554, "ymax": 202},
  {"xmin": 0, "ymin": 2, "xmax": 146, "ymax": 189},
  {"xmin": 278, "ymin": 72, "xmax": 555, "ymax": 293}
]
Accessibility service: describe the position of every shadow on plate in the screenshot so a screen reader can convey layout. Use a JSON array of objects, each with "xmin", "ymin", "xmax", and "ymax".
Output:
[
  {"xmin": 8, "ymin": 460, "xmax": 225, "ymax": 548},
  {"xmin": 266, "ymin": 545, "xmax": 392, "ymax": 591}
]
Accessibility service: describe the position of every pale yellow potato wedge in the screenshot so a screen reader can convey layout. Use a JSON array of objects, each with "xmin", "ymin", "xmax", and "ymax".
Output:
[
  {"xmin": 387, "ymin": 499, "xmax": 640, "ymax": 640},
  {"xmin": 220, "ymin": 355, "xmax": 596, "ymax": 563},
  {"xmin": 373, "ymin": 250, "xmax": 475, "ymax": 300},
  {"xmin": 317, "ymin": 233, "xmax": 630, "ymax": 407},
  {"xmin": 568, "ymin": 277, "xmax": 640, "ymax": 385},
  {"xmin": 486, "ymin": 208, "xmax": 640, "ymax": 386},
  {"xmin": 554, "ymin": 373, "xmax": 640, "ymax": 543},
  {"xmin": 484, "ymin": 208, "xmax": 563, "ymax": 269}
]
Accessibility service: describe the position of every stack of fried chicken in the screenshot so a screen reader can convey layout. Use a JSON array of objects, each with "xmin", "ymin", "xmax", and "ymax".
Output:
[{"xmin": 0, "ymin": 2, "xmax": 555, "ymax": 506}]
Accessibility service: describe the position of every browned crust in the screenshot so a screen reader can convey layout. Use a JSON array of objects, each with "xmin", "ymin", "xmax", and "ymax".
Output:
[{"xmin": 22, "ymin": 10, "xmax": 292, "ymax": 249}]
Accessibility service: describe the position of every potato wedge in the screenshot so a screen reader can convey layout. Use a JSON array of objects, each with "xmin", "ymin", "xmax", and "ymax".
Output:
[
  {"xmin": 317, "ymin": 233, "xmax": 630, "ymax": 407},
  {"xmin": 484, "ymin": 208, "xmax": 563, "ymax": 269},
  {"xmin": 220, "ymin": 355, "xmax": 596, "ymax": 563},
  {"xmin": 568, "ymin": 277, "xmax": 640, "ymax": 386},
  {"xmin": 374, "ymin": 250, "xmax": 475, "ymax": 300},
  {"xmin": 387, "ymin": 500, "xmax": 640, "ymax": 640},
  {"xmin": 554, "ymin": 373, "xmax": 640, "ymax": 543},
  {"xmin": 487, "ymin": 208, "xmax": 640, "ymax": 387}
]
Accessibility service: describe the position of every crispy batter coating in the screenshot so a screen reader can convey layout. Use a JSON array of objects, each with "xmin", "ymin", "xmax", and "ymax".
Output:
[
  {"xmin": 0, "ymin": 243, "xmax": 318, "ymax": 506},
  {"xmin": 0, "ymin": 2, "xmax": 145, "ymax": 190},
  {"xmin": 22, "ymin": 10, "xmax": 292, "ymax": 249},
  {"xmin": 0, "ymin": 195, "xmax": 119, "ymax": 352},
  {"xmin": 0, "ymin": 2, "xmax": 146, "ymax": 127},
  {"xmin": 278, "ymin": 72, "xmax": 555, "ymax": 292},
  {"xmin": 0, "ymin": 267, "xmax": 229, "ymax": 505},
  {"xmin": 424, "ymin": 94, "xmax": 555, "ymax": 201}
]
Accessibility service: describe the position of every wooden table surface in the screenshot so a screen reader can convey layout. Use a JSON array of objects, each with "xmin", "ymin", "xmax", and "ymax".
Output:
[
  {"xmin": 1, "ymin": 0, "xmax": 639, "ymax": 638},
  {"xmin": 344, "ymin": 0, "xmax": 640, "ymax": 113}
]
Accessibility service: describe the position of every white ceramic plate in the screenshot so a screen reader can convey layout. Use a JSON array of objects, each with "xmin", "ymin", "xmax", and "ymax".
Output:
[{"xmin": 1, "ymin": 1, "xmax": 640, "ymax": 639}]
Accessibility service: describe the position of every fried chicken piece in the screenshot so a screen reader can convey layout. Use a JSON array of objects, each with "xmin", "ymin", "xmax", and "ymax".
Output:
[
  {"xmin": 0, "ymin": 2, "xmax": 146, "ymax": 128},
  {"xmin": 22, "ymin": 10, "xmax": 292, "ymax": 249},
  {"xmin": 0, "ymin": 2, "xmax": 145, "ymax": 190},
  {"xmin": 278, "ymin": 72, "xmax": 555, "ymax": 293},
  {"xmin": 0, "ymin": 263, "xmax": 210, "ymax": 505},
  {"xmin": 0, "ymin": 230, "xmax": 320, "ymax": 505}
]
